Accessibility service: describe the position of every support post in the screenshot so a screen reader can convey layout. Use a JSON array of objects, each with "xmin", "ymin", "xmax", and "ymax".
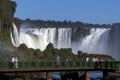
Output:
[
  {"xmin": 103, "ymin": 71, "xmax": 108, "ymax": 80},
  {"xmin": 85, "ymin": 71, "xmax": 90, "ymax": 80},
  {"xmin": 46, "ymin": 72, "xmax": 53, "ymax": 80},
  {"xmin": 24, "ymin": 73, "xmax": 31, "ymax": 80}
]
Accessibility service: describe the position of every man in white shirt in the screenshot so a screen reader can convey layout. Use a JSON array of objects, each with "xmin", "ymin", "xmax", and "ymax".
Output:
[
  {"xmin": 86, "ymin": 57, "xmax": 89, "ymax": 62},
  {"xmin": 11, "ymin": 56, "xmax": 15, "ymax": 68}
]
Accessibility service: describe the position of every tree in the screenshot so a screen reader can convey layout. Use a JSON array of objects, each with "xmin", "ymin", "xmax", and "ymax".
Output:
[
  {"xmin": 43, "ymin": 43, "xmax": 54, "ymax": 57},
  {"xmin": 78, "ymin": 51, "xmax": 83, "ymax": 58}
]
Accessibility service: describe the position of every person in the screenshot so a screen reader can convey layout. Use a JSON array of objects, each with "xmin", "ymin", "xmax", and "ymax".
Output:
[
  {"xmin": 85, "ymin": 57, "xmax": 89, "ymax": 66},
  {"xmin": 92, "ymin": 57, "xmax": 96, "ymax": 62},
  {"xmin": 98, "ymin": 57, "xmax": 103, "ymax": 68},
  {"xmin": 99, "ymin": 57, "xmax": 103, "ymax": 62},
  {"xmin": 11, "ymin": 56, "xmax": 15, "ymax": 68},
  {"xmin": 15, "ymin": 57, "xmax": 18, "ymax": 68},
  {"xmin": 92, "ymin": 57, "xmax": 96, "ymax": 67},
  {"xmin": 65, "ymin": 57, "xmax": 68, "ymax": 63},
  {"xmin": 56, "ymin": 55, "xmax": 60, "ymax": 66},
  {"xmin": 94, "ymin": 58, "xmax": 98, "ymax": 68},
  {"xmin": 86, "ymin": 57, "xmax": 89, "ymax": 62}
]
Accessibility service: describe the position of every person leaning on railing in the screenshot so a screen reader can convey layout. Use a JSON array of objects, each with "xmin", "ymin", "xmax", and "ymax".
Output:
[
  {"xmin": 56, "ymin": 55, "xmax": 60, "ymax": 66},
  {"xmin": 11, "ymin": 56, "xmax": 15, "ymax": 68}
]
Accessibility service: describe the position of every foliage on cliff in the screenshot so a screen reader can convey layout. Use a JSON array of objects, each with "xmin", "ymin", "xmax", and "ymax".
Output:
[
  {"xmin": 0, "ymin": 0, "xmax": 16, "ymax": 46},
  {"xmin": 20, "ymin": 19, "xmax": 111, "ymax": 28},
  {"xmin": 0, "ymin": 0, "xmax": 17, "ymax": 62},
  {"xmin": 12, "ymin": 43, "xmax": 115, "ymax": 62}
]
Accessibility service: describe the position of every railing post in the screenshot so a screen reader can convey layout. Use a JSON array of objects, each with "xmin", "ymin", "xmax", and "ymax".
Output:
[
  {"xmin": 105, "ymin": 62, "xmax": 108, "ymax": 69},
  {"xmin": 85, "ymin": 71, "xmax": 90, "ymax": 80},
  {"xmin": 24, "ymin": 74, "xmax": 31, "ymax": 80},
  {"xmin": 103, "ymin": 71, "xmax": 108, "ymax": 80},
  {"xmin": 116, "ymin": 62, "xmax": 120, "ymax": 70},
  {"xmin": 46, "ymin": 72, "xmax": 53, "ymax": 80}
]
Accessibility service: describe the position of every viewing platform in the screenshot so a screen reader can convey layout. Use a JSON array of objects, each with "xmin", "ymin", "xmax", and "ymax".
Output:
[
  {"xmin": 0, "ymin": 61, "xmax": 119, "ymax": 72},
  {"xmin": 0, "ymin": 61, "xmax": 120, "ymax": 80}
]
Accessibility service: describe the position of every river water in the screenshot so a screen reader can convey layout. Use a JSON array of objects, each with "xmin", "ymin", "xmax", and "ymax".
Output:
[{"xmin": 51, "ymin": 71, "xmax": 103, "ymax": 80}]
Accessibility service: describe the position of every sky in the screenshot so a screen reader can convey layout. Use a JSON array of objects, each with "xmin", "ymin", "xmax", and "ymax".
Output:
[{"xmin": 12, "ymin": 0, "xmax": 120, "ymax": 24}]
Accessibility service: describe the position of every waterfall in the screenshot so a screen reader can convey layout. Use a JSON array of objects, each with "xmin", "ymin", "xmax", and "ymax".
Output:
[
  {"xmin": 11, "ymin": 23, "xmax": 120, "ymax": 60},
  {"xmin": 11, "ymin": 23, "xmax": 20, "ymax": 47},
  {"xmin": 79, "ymin": 28, "xmax": 110, "ymax": 54},
  {"xmin": 12, "ymin": 24, "xmax": 108, "ymax": 54},
  {"xmin": 107, "ymin": 25, "xmax": 120, "ymax": 60},
  {"xmin": 19, "ymin": 28, "xmax": 56, "ymax": 51},
  {"xmin": 12, "ymin": 26, "xmax": 72, "ymax": 51},
  {"xmin": 57, "ymin": 28, "xmax": 71, "ymax": 49}
]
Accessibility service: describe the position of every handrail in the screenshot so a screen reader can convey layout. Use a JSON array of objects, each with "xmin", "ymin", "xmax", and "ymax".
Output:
[{"xmin": 0, "ymin": 61, "xmax": 120, "ymax": 70}]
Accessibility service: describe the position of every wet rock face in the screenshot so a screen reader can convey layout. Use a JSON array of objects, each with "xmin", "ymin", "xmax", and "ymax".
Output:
[
  {"xmin": 72, "ymin": 27, "xmax": 90, "ymax": 41},
  {"xmin": 107, "ymin": 24, "xmax": 120, "ymax": 60}
]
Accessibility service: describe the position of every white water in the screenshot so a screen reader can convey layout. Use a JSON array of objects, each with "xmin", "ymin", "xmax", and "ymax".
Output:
[
  {"xmin": 57, "ymin": 28, "xmax": 71, "ymax": 49},
  {"xmin": 20, "ymin": 28, "xmax": 57, "ymax": 51},
  {"xmin": 11, "ymin": 23, "xmax": 20, "ymax": 47},
  {"xmin": 12, "ymin": 25, "xmax": 72, "ymax": 51},
  {"xmin": 12, "ymin": 24, "xmax": 112, "ymax": 57},
  {"xmin": 79, "ymin": 28, "xmax": 110, "ymax": 54}
]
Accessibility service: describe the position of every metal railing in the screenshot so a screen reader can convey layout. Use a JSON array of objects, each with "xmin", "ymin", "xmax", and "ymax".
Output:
[{"xmin": 0, "ymin": 61, "xmax": 120, "ymax": 70}]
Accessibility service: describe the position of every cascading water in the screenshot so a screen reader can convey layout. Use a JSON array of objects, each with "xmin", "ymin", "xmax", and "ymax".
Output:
[
  {"xmin": 107, "ymin": 25, "xmax": 120, "ymax": 60},
  {"xmin": 13, "ymin": 26, "xmax": 72, "ymax": 51},
  {"xmin": 57, "ymin": 28, "xmax": 71, "ymax": 48},
  {"xmin": 11, "ymin": 23, "xmax": 20, "ymax": 47},
  {"xmin": 79, "ymin": 28, "xmax": 110, "ymax": 54},
  {"xmin": 11, "ymin": 23, "xmax": 120, "ymax": 60}
]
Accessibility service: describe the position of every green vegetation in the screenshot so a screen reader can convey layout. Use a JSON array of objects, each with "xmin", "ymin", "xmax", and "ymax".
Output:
[
  {"xmin": 0, "ymin": 0, "xmax": 17, "ymax": 62},
  {"xmin": 12, "ymin": 43, "xmax": 115, "ymax": 62},
  {"xmin": 20, "ymin": 18, "xmax": 111, "ymax": 28},
  {"xmin": 0, "ymin": 0, "xmax": 16, "ymax": 47}
]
